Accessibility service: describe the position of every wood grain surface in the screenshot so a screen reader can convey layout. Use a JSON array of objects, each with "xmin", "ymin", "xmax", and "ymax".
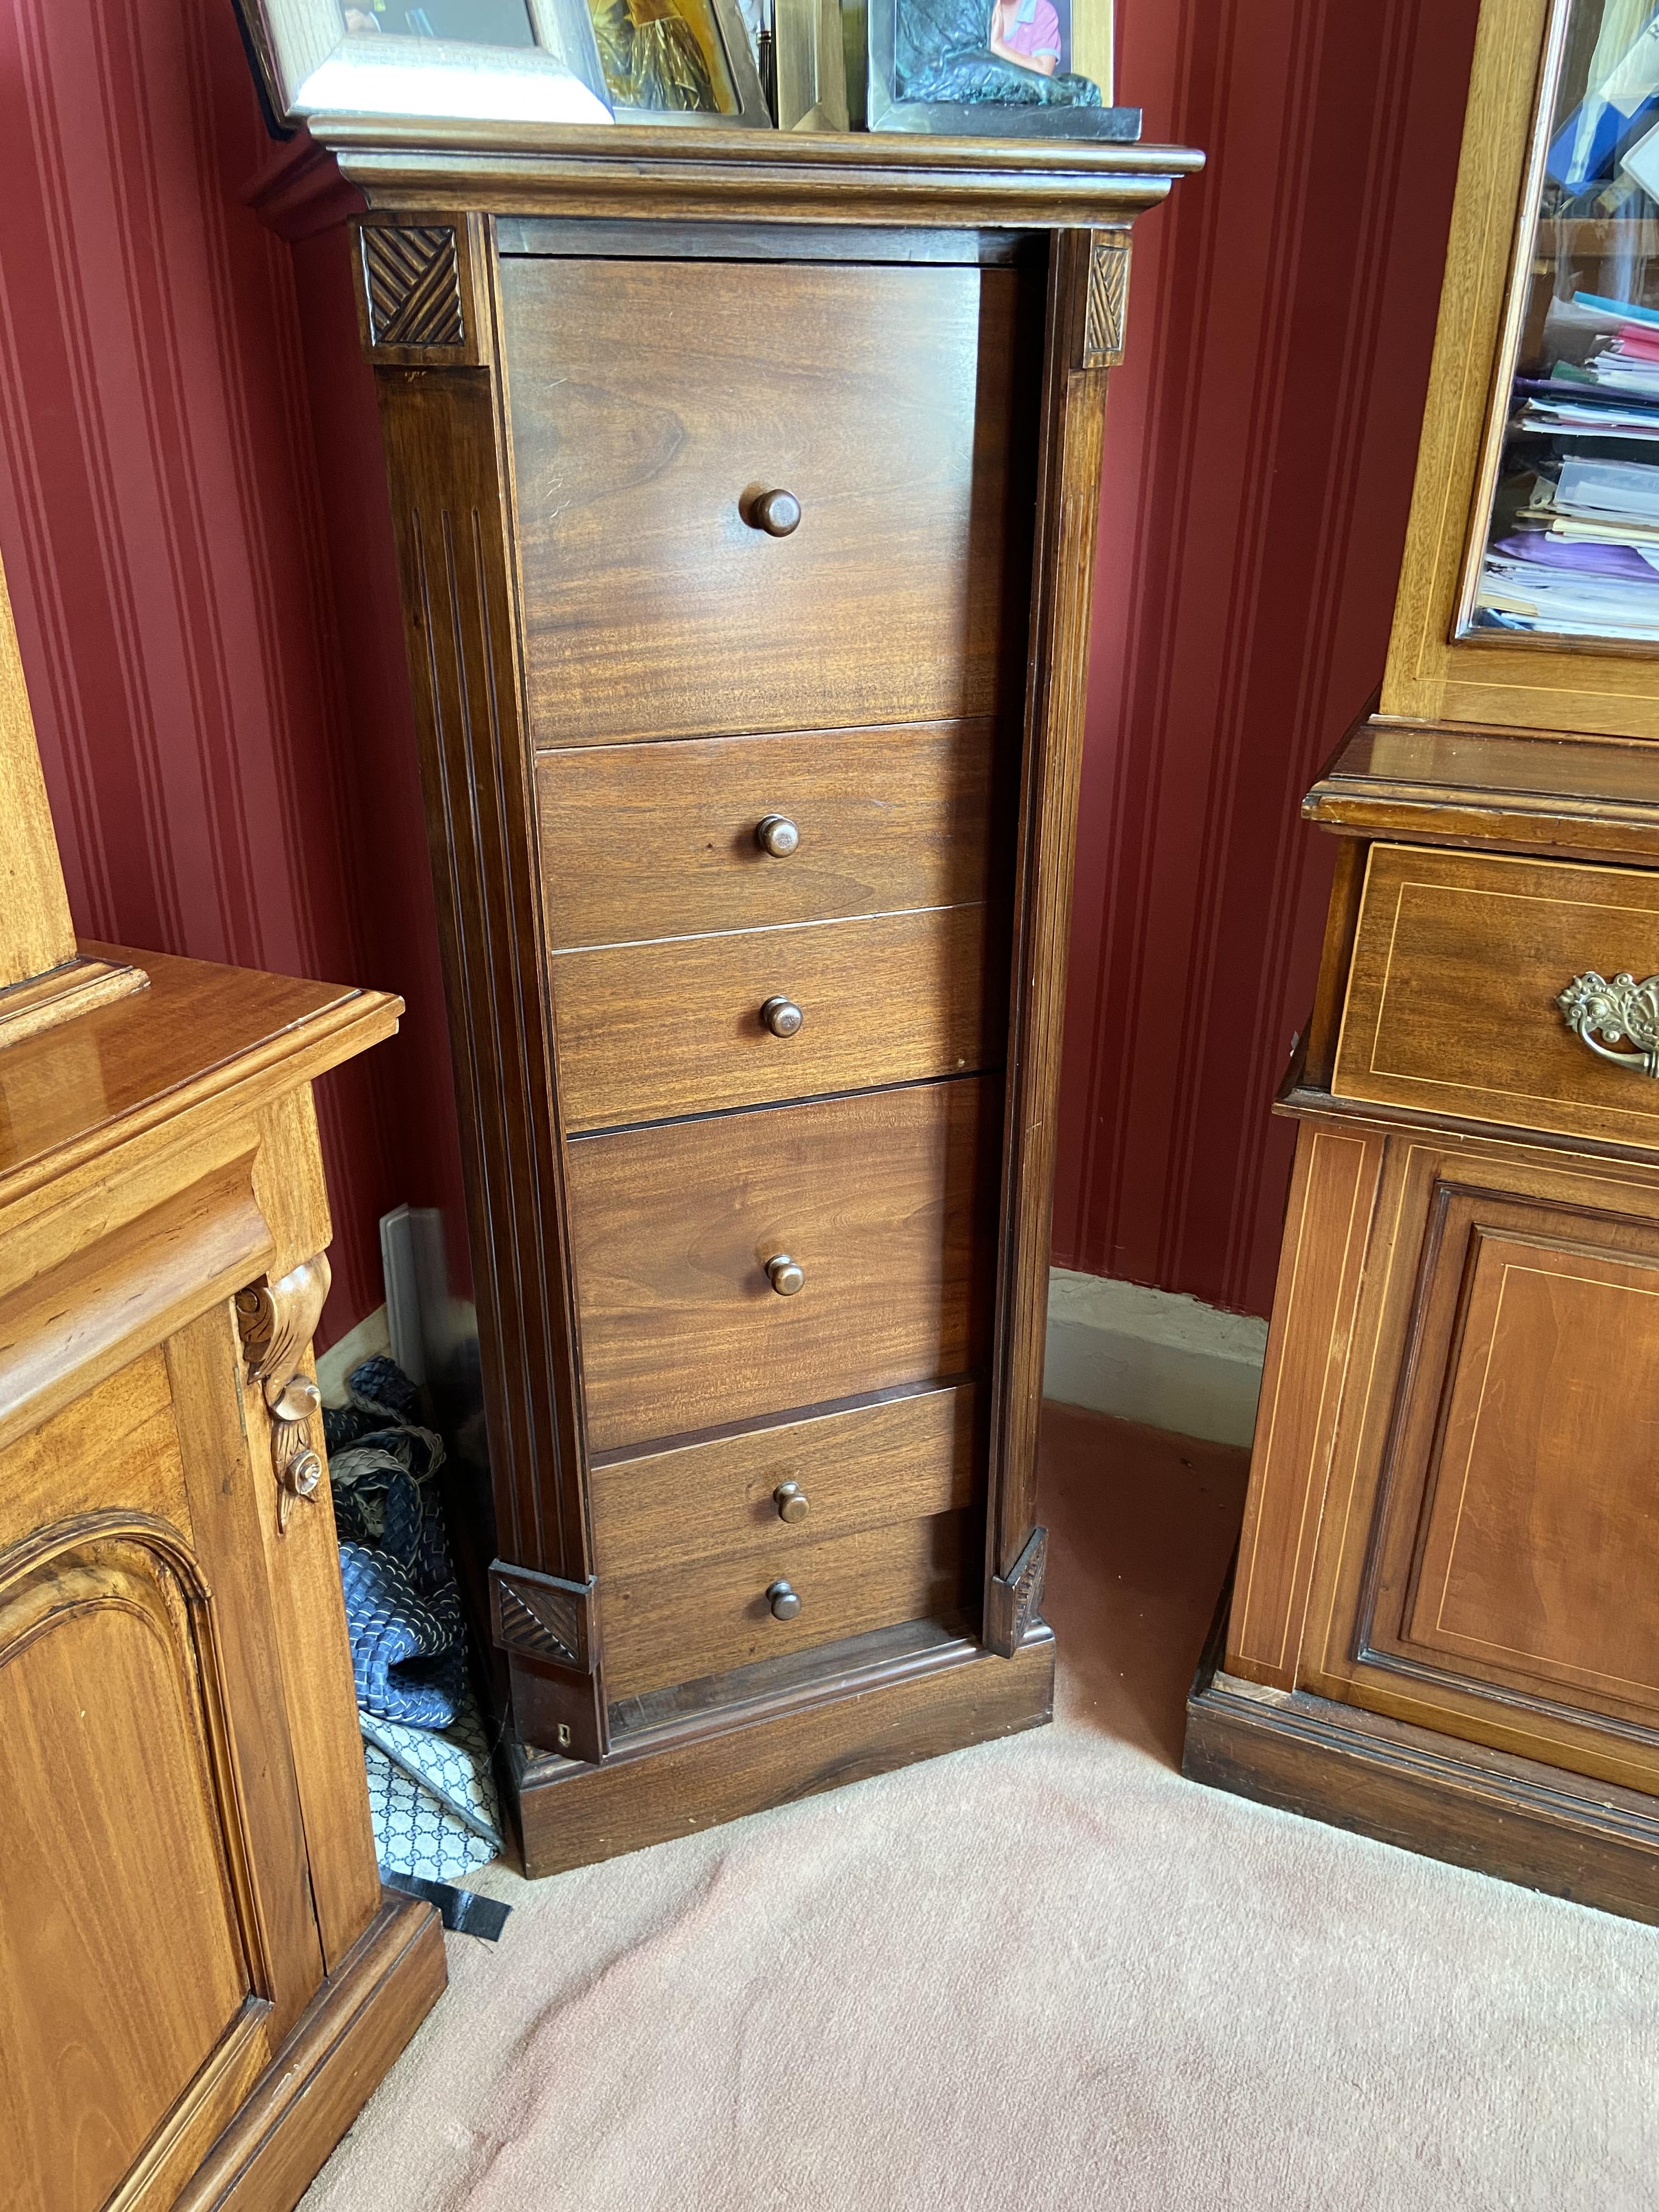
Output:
[
  {"xmin": 503, "ymin": 256, "xmax": 1027, "ymax": 744},
  {"xmin": 512, "ymin": 1622, "xmax": 1055, "ymax": 1878},
  {"xmin": 567, "ymin": 1077, "xmax": 1000, "ymax": 1451},
  {"xmin": 1238, "ymin": 1119, "xmax": 1659, "ymax": 1804},
  {"xmin": 1365, "ymin": 1186, "xmax": 1659, "ymax": 1740},
  {"xmin": 0, "ymin": 1530, "xmax": 265, "ymax": 2212},
  {"xmin": 601, "ymin": 1508, "xmax": 970, "ymax": 1697},
  {"xmin": 551, "ymin": 902, "xmax": 1006, "ymax": 1130},
  {"xmin": 0, "ymin": 945, "xmax": 398, "ymax": 1200},
  {"xmin": 1226, "ymin": 1121, "xmax": 1383, "ymax": 1691},
  {"xmin": 172, "ymin": 1893, "xmax": 447, "ymax": 2212},
  {"xmin": 591, "ymin": 1382, "xmax": 979, "ymax": 1578},
  {"xmin": 0, "ymin": 535, "xmax": 76, "ymax": 989},
  {"xmin": 377, "ymin": 365, "xmax": 590, "ymax": 1585},
  {"xmin": 1308, "ymin": 717, "xmax": 1659, "ymax": 865},
  {"xmin": 985, "ymin": 229, "xmax": 1111, "ymax": 1632},
  {"xmin": 535, "ymin": 718, "xmax": 1006, "ymax": 946},
  {"xmin": 1335, "ymin": 843, "xmax": 1659, "ymax": 1143},
  {"xmin": 1185, "ymin": 1658, "xmax": 1659, "ymax": 1928}
]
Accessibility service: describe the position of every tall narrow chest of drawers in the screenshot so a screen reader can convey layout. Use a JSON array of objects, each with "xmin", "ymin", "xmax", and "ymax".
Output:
[{"xmin": 294, "ymin": 130, "xmax": 1198, "ymax": 1875}]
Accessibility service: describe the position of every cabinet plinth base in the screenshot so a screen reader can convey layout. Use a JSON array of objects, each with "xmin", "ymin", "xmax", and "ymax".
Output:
[
  {"xmin": 509, "ymin": 1620, "xmax": 1056, "ymax": 1879},
  {"xmin": 1184, "ymin": 1654, "xmax": 1659, "ymax": 1928},
  {"xmin": 174, "ymin": 1891, "xmax": 447, "ymax": 2212}
]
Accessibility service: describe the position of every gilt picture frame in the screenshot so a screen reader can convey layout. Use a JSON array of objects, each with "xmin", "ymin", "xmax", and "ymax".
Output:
[
  {"xmin": 865, "ymin": 0, "xmax": 1137, "ymax": 138},
  {"xmin": 584, "ymin": 0, "xmax": 773, "ymax": 127},
  {"xmin": 233, "ymin": 0, "xmax": 615, "ymax": 129}
]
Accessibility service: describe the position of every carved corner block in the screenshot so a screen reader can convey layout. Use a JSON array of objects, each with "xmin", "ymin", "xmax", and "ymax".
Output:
[
  {"xmin": 1081, "ymin": 235, "xmax": 1131, "ymax": 369},
  {"xmin": 236, "ymin": 1253, "xmax": 331, "ymax": 1533},
  {"xmin": 354, "ymin": 216, "xmax": 486, "ymax": 368},
  {"xmin": 490, "ymin": 1558, "xmax": 596, "ymax": 1673},
  {"xmin": 986, "ymin": 1525, "xmax": 1048, "ymax": 1657}
]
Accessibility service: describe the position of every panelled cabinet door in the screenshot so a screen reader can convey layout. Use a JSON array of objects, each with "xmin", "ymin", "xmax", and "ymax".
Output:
[
  {"xmin": 1357, "ymin": 1155, "xmax": 1659, "ymax": 1771},
  {"xmin": 0, "ymin": 1321, "xmax": 318, "ymax": 2212}
]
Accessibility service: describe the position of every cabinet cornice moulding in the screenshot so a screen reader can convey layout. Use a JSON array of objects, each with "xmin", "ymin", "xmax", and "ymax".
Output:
[{"xmin": 250, "ymin": 119, "xmax": 1202, "ymax": 233}]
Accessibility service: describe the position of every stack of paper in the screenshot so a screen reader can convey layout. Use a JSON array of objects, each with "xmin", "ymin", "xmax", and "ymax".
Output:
[
  {"xmin": 1476, "ymin": 462, "xmax": 1659, "ymax": 639},
  {"xmin": 1474, "ymin": 293, "xmax": 1659, "ymax": 639}
]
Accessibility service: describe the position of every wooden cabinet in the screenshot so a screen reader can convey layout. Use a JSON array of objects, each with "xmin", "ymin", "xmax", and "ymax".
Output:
[
  {"xmin": 0, "ymin": 540, "xmax": 444, "ymax": 2206},
  {"xmin": 1186, "ymin": 0, "xmax": 1659, "ymax": 1922},
  {"xmin": 252, "ymin": 128, "xmax": 1198, "ymax": 1875}
]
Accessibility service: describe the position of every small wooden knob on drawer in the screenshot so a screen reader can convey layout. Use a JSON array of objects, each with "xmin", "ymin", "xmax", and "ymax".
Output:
[
  {"xmin": 774, "ymin": 1480, "xmax": 810, "ymax": 1522},
  {"xmin": 749, "ymin": 489, "xmax": 801, "ymax": 537},
  {"xmin": 766, "ymin": 1254, "xmax": 805, "ymax": 1296},
  {"xmin": 755, "ymin": 814, "xmax": 799, "ymax": 857},
  {"xmin": 766, "ymin": 1579, "xmax": 803, "ymax": 1620},
  {"xmin": 761, "ymin": 995, "xmax": 804, "ymax": 1038}
]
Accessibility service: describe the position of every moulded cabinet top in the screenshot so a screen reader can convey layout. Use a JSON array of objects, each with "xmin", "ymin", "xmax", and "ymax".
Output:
[
  {"xmin": 0, "ymin": 945, "xmax": 400, "ymax": 1205},
  {"xmin": 1304, "ymin": 712, "xmax": 1659, "ymax": 865},
  {"xmin": 261, "ymin": 114, "xmax": 1204, "ymax": 233}
]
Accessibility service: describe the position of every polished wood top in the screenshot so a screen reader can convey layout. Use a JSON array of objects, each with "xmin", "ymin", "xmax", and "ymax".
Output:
[
  {"xmin": 1304, "ymin": 714, "xmax": 1659, "ymax": 865},
  {"xmin": 0, "ymin": 943, "xmax": 400, "ymax": 1200}
]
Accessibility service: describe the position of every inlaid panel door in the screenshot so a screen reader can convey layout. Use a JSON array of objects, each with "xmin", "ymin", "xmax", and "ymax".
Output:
[
  {"xmin": 1356, "ymin": 1157, "xmax": 1659, "ymax": 1765},
  {"xmin": 0, "ymin": 1312, "xmax": 322, "ymax": 2212}
]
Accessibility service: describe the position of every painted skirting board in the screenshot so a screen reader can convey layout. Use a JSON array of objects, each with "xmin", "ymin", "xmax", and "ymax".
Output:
[{"xmin": 1044, "ymin": 1269, "xmax": 1267, "ymax": 1448}]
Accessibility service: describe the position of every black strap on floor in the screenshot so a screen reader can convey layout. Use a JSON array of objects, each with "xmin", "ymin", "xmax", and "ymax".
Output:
[{"xmin": 383, "ymin": 1870, "xmax": 512, "ymax": 1943}]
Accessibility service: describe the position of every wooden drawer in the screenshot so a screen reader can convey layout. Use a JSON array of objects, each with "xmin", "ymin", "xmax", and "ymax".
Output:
[
  {"xmin": 537, "ymin": 720, "xmax": 1006, "ymax": 949},
  {"xmin": 1335, "ymin": 844, "xmax": 1659, "ymax": 1146},
  {"xmin": 599, "ymin": 1510, "xmax": 970, "ymax": 1698},
  {"xmin": 501, "ymin": 256, "xmax": 1031, "ymax": 745},
  {"xmin": 591, "ymin": 1384, "xmax": 979, "ymax": 1579},
  {"xmin": 552, "ymin": 904, "xmax": 1005, "ymax": 1131},
  {"xmin": 566, "ymin": 1076, "xmax": 998, "ymax": 1452}
]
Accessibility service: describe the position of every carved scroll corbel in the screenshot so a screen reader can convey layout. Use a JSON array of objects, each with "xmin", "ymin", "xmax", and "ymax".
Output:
[{"xmin": 235, "ymin": 1254, "xmax": 332, "ymax": 1533}]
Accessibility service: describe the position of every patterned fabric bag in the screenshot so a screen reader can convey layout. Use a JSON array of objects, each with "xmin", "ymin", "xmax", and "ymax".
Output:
[{"xmin": 326, "ymin": 1357, "xmax": 501, "ymax": 1880}]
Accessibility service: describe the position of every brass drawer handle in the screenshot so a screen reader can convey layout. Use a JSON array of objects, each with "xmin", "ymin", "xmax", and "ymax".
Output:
[
  {"xmin": 760, "ymin": 995, "xmax": 803, "ymax": 1038},
  {"xmin": 1559, "ymin": 971, "xmax": 1659, "ymax": 1076},
  {"xmin": 766, "ymin": 1578, "xmax": 802, "ymax": 1620},
  {"xmin": 748, "ymin": 488, "xmax": 802, "ymax": 537},
  {"xmin": 774, "ymin": 1480, "xmax": 809, "ymax": 1522},
  {"xmin": 766, "ymin": 1254, "xmax": 805, "ymax": 1296},
  {"xmin": 755, "ymin": 814, "xmax": 799, "ymax": 857}
]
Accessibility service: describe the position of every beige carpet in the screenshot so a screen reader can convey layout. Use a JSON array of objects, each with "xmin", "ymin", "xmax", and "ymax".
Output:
[{"xmin": 304, "ymin": 1407, "xmax": 1659, "ymax": 2211}]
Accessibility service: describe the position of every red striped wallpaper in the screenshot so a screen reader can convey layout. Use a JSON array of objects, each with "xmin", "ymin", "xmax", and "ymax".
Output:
[
  {"xmin": 0, "ymin": 0, "xmax": 459, "ymax": 1346},
  {"xmin": 1054, "ymin": 0, "xmax": 1481, "ymax": 1314},
  {"xmin": 0, "ymin": 0, "xmax": 1479, "ymax": 1340}
]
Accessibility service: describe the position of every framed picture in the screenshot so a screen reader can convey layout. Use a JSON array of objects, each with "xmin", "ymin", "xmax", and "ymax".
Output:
[
  {"xmin": 865, "ymin": 0, "xmax": 1138, "ymax": 138},
  {"xmin": 775, "ymin": 0, "xmax": 850, "ymax": 130},
  {"xmin": 234, "ymin": 0, "xmax": 615, "ymax": 128},
  {"xmin": 582, "ymin": 0, "xmax": 772, "ymax": 123}
]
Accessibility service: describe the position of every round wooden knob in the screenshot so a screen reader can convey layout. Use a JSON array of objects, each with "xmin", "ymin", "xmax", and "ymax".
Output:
[
  {"xmin": 774, "ymin": 1480, "xmax": 810, "ymax": 1522},
  {"xmin": 755, "ymin": 814, "xmax": 799, "ymax": 857},
  {"xmin": 766, "ymin": 1254, "xmax": 805, "ymax": 1296},
  {"xmin": 751, "ymin": 489, "xmax": 801, "ymax": 537},
  {"xmin": 761, "ymin": 995, "xmax": 803, "ymax": 1038},
  {"xmin": 766, "ymin": 1578, "xmax": 802, "ymax": 1620}
]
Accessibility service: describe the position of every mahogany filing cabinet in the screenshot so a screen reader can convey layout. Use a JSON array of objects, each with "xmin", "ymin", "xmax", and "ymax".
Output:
[{"xmin": 262, "ymin": 128, "xmax": 1199, "ymax": 1875}]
